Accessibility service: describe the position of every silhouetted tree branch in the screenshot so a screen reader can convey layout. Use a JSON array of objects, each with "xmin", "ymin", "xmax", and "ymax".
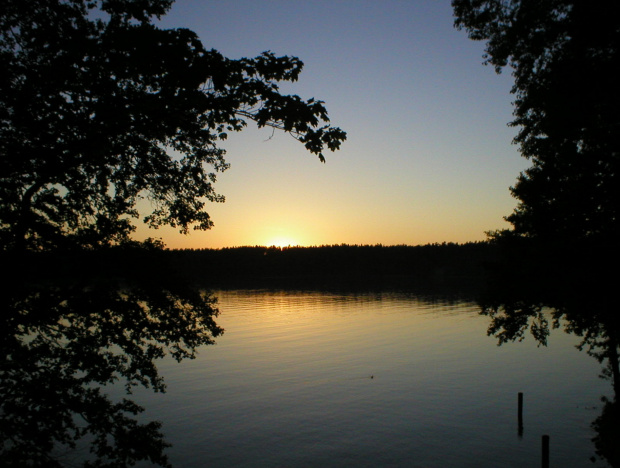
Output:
[
  {"xmin": 453, "ymin": 0, "xmax": 620, "ymax": 243},
  {"xmin": 0, "ymin": 0, "xmax": 346, "ymax": 251}
]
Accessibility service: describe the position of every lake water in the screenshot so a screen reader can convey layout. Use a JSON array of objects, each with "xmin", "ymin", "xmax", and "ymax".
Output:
[{"xmin": 125, "ymin": 288, "xmax": 612, "ymax": 467}]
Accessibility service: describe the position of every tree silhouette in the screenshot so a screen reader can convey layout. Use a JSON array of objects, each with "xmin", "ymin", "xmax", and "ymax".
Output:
[
  {"xmin": 0, "ymin": 0, "xmax": 346, "ymax": 251},
  {"xmin": 453, "ymin": 0, "xmax": 620, "ymax": 243},
  {"xmin": 0, "ymin": 270, "xmax": 222, "ymax": 467}
]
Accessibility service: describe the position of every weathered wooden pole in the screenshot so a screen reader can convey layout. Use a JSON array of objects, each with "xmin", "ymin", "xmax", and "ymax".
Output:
[
  {"xmin": 542, "ymin": 434, "xmax": 550, "ymax": 468},
  {"xmin": 518, "ymin": 392, "xmax": 524, "ymax": 436}
]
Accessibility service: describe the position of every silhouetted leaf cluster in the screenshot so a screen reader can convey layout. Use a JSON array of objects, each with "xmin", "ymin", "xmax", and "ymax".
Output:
[
  {"xmin": 0, "ymin": 0, "xmax": 345, "ymax": 251},
  {"xmin": 454, "ymin": 0, "xmax": 620, "ymax": 243},
  {"xmin": 0, "ymin": 260, "xmax": 222, "ymax": 467}
]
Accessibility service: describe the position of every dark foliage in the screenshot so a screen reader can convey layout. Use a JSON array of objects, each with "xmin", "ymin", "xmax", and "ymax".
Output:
[
  {"xmin": 592, "ymin": 398, "xmax": 620, "ymax": 467},
  {"xmin": 453, "ymin": 0, "xmax": 620, "ymax": 243},
  {"xmin": 455, "ymin": 10, "xmax": 620, "ymax": 451},
  {"xmin": 164, "ymin": 242, "xmax": 498, "ymax": 291},
  {"xmin": 0, "ymin": 1, "xmax": 346, "ymax": 464},
  {"xmin": 0, "ymin": 259, "xmax": 222, "ymax": 467},
  {"xmin": 480, "ymin": 233, "xmax": 619, "ymax": 372},
  {"xmin": 478, "ymin": 227, "xmax": 620, "ymax": 466},
  {"xmin": 0, "ymin": 0, "xmax": 345, "ymax": 251}
]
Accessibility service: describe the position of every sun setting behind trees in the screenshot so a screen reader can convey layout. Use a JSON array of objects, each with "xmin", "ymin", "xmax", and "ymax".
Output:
[
  {"xmin": 130, "ymin": 1, "xmax": 524, "ymax": 250},
  {"xmin": 266, "ymin": 237, "xmax": 299, "ymax": 248}
]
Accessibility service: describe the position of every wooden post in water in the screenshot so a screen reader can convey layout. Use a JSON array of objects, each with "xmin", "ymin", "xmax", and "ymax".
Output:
[
  {"xmin": 542, "ymin": 435, "xmax": 550, "ymax": 468},
  {"xmin": 518, "ymin": 392, "xmax": 524, "ymax": 436}
]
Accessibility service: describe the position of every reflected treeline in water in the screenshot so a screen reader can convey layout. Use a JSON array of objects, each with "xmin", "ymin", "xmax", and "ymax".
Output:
[
  {"xmin": 0, "ymin": 250, "xmax": 223, "ymax": 467},
  {"xmin": 592, "ymin": 398, "xmax": 620, "ymax": 467},
  {"xmin": 479, "ymin": 238, "xmax": 620, "ymax": 466}
]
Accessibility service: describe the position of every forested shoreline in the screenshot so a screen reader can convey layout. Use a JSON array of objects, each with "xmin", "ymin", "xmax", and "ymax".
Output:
[
  {"xmin": 8, "ymin": 241, "xmax": 500, "ymax": 294},
  {"xmin": 170, "ymin": 242, "xmax": 497, "ymax": 283}
]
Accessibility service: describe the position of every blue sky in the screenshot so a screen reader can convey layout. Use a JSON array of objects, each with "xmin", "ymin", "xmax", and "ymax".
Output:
[{"xmin": 146, "ymin": 0, "xmax": 528, "ymax": 248}]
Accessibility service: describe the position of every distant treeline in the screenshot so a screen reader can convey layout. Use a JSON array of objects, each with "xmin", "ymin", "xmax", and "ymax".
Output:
[
  {"xmin": 7, "ymin": 242, "xmax": 500, "ymax": 293},
  {"xmin": 166, "ymin": 242, "xmax": 499, "ymax": 288}
]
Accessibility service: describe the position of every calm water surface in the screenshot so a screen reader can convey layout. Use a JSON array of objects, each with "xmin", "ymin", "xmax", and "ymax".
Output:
[{"xmin": 127, "ymin": 289, "xmax": 611, "ymax": 467}]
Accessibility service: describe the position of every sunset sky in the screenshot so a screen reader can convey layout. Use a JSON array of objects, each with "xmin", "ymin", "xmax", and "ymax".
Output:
[{"xmin": 142, "ymin": 0, "xmax": 528, "ymax": 249}]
